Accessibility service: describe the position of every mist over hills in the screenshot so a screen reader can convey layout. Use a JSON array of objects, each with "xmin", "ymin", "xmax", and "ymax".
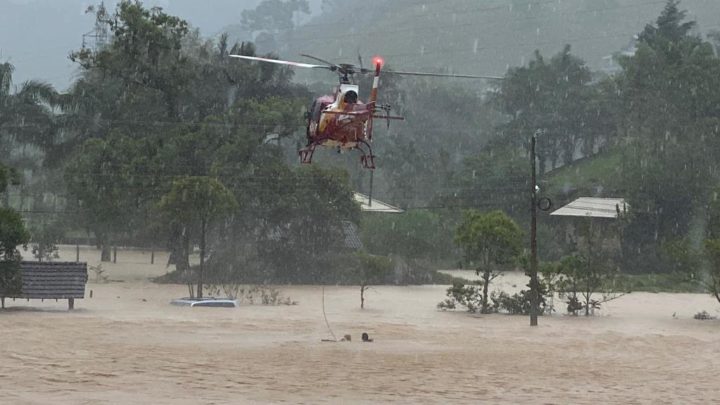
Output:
[
  {"xmin": 2, "ymin": 0, "xmax": 718, "ymax": 92},
  {"xmin": 284, "ymin": 0, "xmax": 720, "ymax": 78}
]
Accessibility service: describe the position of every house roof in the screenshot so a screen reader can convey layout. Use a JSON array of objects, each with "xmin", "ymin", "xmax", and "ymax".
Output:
[
  {"xmin": 550, "ymin": 197, "xmax": 627, "ymax": 219},
  {"xmin": 353, "ymin": 193, "xmax": 404, "ymax": 213}
]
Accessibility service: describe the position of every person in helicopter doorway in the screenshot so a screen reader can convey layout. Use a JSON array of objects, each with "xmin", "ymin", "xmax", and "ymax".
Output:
[
  {"xmin": 335, "ymin": 90, "xmax": 359, "ymax": 130},
  {"xmin": 343, "ymin": 90, "xmax": 358, "ymax": 105},
  {"xmin": 338, "ymin": 90, "xmax": 359, "ymax": 121}
]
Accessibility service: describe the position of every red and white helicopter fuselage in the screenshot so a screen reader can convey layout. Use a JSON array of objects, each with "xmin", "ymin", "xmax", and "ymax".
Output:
[{"xmin": 230, "ymin": 53, "xmax": 498, "ymax": 169}]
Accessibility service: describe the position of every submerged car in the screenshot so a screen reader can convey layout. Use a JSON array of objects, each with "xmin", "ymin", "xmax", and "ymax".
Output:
[{"xmin": 170, "ymin": 297, "xmax": 238, "ymax": 308}]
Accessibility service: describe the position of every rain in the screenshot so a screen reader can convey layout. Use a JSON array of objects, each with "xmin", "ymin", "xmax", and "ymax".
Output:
[{"xmin": 1, "ymin": 0, "xmax": 720, "ymax": 403}]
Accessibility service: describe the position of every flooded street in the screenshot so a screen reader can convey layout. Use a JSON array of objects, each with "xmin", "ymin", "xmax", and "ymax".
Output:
[{"xmin": 2, "ymin": 248, "xmax": 719, "ymax": 404}]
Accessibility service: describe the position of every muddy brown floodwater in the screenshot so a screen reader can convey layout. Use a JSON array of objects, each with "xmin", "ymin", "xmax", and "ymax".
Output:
[{"xmin": 2, "ymin": 246, "xmax": 719, "ymax": 404}]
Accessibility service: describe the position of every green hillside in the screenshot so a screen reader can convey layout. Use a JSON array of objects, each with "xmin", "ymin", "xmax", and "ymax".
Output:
[
  {"xmin": 284, "ymin": 0, "xmax": 720, "ymax": 77},
  {"xmin": 544, "ymin": 147, "xmax": 625, "ymax": 200}
]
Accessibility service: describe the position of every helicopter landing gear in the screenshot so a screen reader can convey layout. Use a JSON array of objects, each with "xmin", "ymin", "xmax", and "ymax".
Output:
[
  {"xmin": 299, "ymin": 143, "xmax": 317, "ymax": 164},
  {"xmin": 357, "ymin": 140, "xmax": 376, "ymax": 169},
  {"xmin": 300, "ymin": 140, "xmax": 375, "ymax": 169}
]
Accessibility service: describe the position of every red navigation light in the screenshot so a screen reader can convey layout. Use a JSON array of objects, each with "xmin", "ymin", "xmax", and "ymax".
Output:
[{"xmin": 372, "ymin": 55, "xmax": 384, "ymax": 68}]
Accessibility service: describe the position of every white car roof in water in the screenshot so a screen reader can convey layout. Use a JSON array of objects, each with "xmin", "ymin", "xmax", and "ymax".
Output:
[{"xmin": 170, "ymin": 298, "xmax": 238, "ymax": 308}]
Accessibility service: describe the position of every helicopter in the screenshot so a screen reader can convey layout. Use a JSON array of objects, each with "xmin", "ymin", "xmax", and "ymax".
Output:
[{"xmin": 230, "ymin": 53, "xmax": 502, "ymax": 169}]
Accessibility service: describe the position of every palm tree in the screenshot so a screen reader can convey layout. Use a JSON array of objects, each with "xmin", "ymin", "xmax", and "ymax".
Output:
[{"xmin": 0, "ymin": 62, "xmax": 59, "ymax": 206}]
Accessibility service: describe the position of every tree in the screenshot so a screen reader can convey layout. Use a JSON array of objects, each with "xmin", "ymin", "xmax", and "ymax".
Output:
[
  {"xmin": 702, "ymin": 239, "xmax": 720, "ymax": 304},
  {"xmin": 446, "ymin": 145, "xmax": 529, "ymax": 218},
  {"xmin": 64, "ymin": 137, "xmax": 137, "ymax": 261},
  {"xmin": 455, "ymin": 210, "xmax": 523, "ymax": 313},
  {"xmin": 550, "ymin": 219, "xmax": 622, "ymax": 316},
  {"xmin": 0, "ymin": 207, "xmax": 30, "ymax": 259},
  {"xmin": 230, "ymin": 164, "xmax": 360, "ymax": 283},
  {"xmin": 0, "ymin": 62, "xmax": 43, "ymax": 298},
  {"xmin": 702, "ymin": 195, "xmax": 720, "ymax": 304},
  {"xmin": 496, "ymin": 45, "xmax": 613, "ymax": 174},
  {"xmin": 0, "ymin": 62, "xmax": 58, "ymax": 212},
  {"xmin": 0, "ymin": 207, "xmax": 30, "ymax": 297},
  {"xmin": 0, "ymin": 62, "xmax": 57, "ymax": 146},
  {"xmin": 157, "ymin": 176, "xmax": 238, "ymax": 299},
  {"xmin": 617, "ymin": 0, "xmax": 720, "ymax": 256},
  {"xmin": 29, "ymin": 219, "xmax": 64, "ymax": 262},
  {"xmin": 357, "ymin": 253, "xmax": 391, "ymax": 309},
  {"xmin": 240, "ymin": 0, "xmax": 310, "ymax": 53},
  {"xmin": 360, "ymin": 211, "xmax": 455, "ymax": 261},
  {"xmin": 70, "ymin": 1, "xmax": 191, "ymax": 119}
]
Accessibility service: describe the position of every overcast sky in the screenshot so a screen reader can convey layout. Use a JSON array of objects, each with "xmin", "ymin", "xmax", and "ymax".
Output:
[{"xmin": 0, "ymin": 0, "xmax": 322, "ymax": 91}]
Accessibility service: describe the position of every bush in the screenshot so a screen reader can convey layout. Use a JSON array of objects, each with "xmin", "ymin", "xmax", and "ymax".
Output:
[
  {"xmin": 693, "ymin": 310, "xmax": 716, "ymax": 320},
  {"xmin": 437, "ymin": 281, "xmax": 484, "ymax": 313},
  {"xmin": 29, "ymin": 220, "xmax": 64, "ymax": 262},
  {"xmin": 205, "ymin": 284, "xmax": 297, "ymax": 305},
  {"xmin": 491, "ymin": 290, "xmax": 548, "ymax": 315},
  {"xmin": 158, "ymin": 250, "xmax": 455, "ymax": 286}
]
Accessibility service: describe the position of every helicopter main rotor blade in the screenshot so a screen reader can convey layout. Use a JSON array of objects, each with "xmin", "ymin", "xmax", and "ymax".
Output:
[
  {"xmin": 299, "ymin": 53, "xmax": 338, "ymax": 67},
  {"xmin": 230, "ymin": 54, "xmax": 332, "ymax": 70},
  {"xmin": 383, "ymin": 69, "xmax": 504, "ymax": 80},
  {"xmin": 300, "ymin": 54, "xmax": 372, "ymax": 74}
]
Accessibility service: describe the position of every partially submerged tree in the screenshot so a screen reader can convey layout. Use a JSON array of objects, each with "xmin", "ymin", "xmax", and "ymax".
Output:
[
  {"xmin": 360, "ymin": 210, "xmax": 455, "ymax": 261},
  {"xmin": 157, "ymin": 176, "xmax": 238, "ymax": 299},
  {"xmin": 29, "ymin": 219, "xmax": 64, "ymax": 262},
  {"xmin": 454, "ymin": 210, "xmax": 522, "ymax": 314},
  {"xmin": 702, "ymin": 239, "xmax": 720, "ymax": 304},
  {"xmin": 550, "ymin": 219, "xmax": 622, "ymax": 316},
  {"xmin": 702, "ymin": 194, "xmax": 720, "ymax": 304},
  {"xmin": 357, "ymin": 253, "xmax": 392, "ymax": 309},
  {"xmin": 64, "ymin": 137, "xmax": 137, "ymax": 261}
]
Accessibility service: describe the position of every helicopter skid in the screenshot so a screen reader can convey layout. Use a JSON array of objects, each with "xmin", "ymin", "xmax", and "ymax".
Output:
[
  {"xmin": 299, "ymin": 139, "xmax": 375, "ymax": 169},
  {"xmin": 299, "ymin": 143, "xmax": 317, "ymax": 164}
]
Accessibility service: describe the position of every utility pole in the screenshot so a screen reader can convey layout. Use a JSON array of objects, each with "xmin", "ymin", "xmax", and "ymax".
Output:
[{"xmin": 529, "ymin": 130, "xmax": 541, "ymax": 326}]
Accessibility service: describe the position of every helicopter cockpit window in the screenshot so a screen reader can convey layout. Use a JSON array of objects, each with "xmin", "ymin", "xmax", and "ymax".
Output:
[{"xmin": 343, "ymin": 90, "xmax": 358, "ymax": 104}]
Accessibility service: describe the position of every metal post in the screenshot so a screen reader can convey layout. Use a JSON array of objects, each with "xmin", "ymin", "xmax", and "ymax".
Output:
[
  {"xmin": 368, "ymin": 170, "xmax": 374, "ymax": 207},
  {"xmin": 530, "ymin": 131, "xmax": 540, "ymax": 326}
]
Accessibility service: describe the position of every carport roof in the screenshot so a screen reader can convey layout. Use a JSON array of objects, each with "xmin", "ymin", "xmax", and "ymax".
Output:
[
  {"xmin": 550, "ymin": 197, "xmax": 627, "ymax": 219},
  {"xmin": 354, "ymin": 192, "xmax": 404, "ymax": 213}
]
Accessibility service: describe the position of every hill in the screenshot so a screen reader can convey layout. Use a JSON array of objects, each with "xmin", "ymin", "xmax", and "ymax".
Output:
[
  {"xmin": 544, "ymin": 147, "xmax": 625, "ymax": 201},
  {"xmin": 283, "ymin": 0, "xmax": 720, "ymax": 78}
]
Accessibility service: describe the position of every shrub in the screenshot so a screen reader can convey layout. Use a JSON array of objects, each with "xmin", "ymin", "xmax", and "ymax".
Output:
[
  {"xmin": 492, "ymin": 290, "xmax": 548, "ymax": 315},
  {"xmin": 437, "ymin": 281, "xmax": 484, "ymax": 313},
  {"xmin": 693, "ymin": 310, "xmax": 716, "ymax": 320}
]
